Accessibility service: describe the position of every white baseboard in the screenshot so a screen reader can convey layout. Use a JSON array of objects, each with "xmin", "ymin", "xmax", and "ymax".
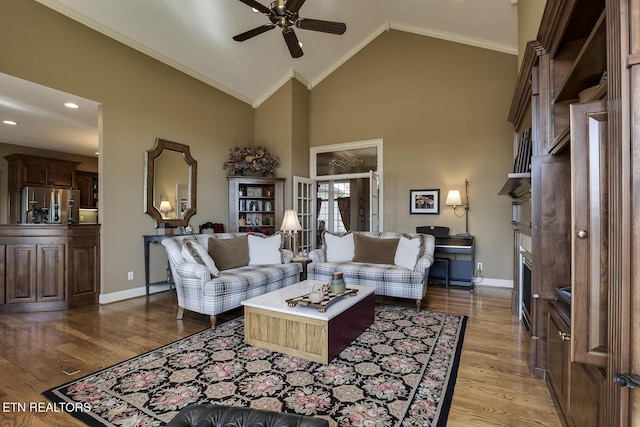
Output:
[
  {"xmin": 99, "ymin": 284, "xmax": 171, "ymax": 305},
  {"xmin": 474, "ymin": 278, "xmax": 513, "ymax": 288}
]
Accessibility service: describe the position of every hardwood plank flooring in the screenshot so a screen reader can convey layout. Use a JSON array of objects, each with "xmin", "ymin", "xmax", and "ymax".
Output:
[{"xmin": 0, "ymin": 286, "xmax": 561, "ymax": 426}]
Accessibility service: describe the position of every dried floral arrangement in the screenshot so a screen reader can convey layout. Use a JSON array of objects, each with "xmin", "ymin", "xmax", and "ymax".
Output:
[{"xmin": 223, "ymin": 145, "xmax": 280, "ymax": 176}]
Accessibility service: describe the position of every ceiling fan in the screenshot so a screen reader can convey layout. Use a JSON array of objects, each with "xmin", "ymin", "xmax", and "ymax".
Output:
[{"xmin": 233, "ymin": 0, "xmax": 347, "ymax": 58}]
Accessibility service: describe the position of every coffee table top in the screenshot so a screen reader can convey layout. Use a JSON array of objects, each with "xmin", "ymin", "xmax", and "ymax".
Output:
[{"xmin": 241, "ymin": 280, "xmax": 375, "ymax": 321}]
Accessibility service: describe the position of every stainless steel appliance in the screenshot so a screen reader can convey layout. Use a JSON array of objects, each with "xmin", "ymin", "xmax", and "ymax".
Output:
[{"xmin": 21, "ymin": 187, "xmax": 80, "ymax": 224}]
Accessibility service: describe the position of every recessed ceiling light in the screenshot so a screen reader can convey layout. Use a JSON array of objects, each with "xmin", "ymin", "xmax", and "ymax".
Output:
[
  {"xmin": 2, "ymin": 120, "xmax": 18, "ymax": 126},
  {"xmin": 64, "ymin": 102, "xmax": 80, "ymax": 109}
]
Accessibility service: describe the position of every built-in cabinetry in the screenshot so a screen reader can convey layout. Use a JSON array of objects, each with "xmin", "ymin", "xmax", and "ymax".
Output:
[
  {"xmin": 0, "ymin": 224, "xmax": 100, "ymax": 313},
  {"xmin": 504, "ymin": 0, "xmax": 609, "ymax": 425},
  {"xmin": 228, "ymin": 177, "xmax": 284, "ymax": 234},
  {"xmin": 75, "ymin": 170, "xmax": 99, "ymax": 208},
  {"xmin": 5, "ymin": 154, "xmax": 80, "ymax": 223}
]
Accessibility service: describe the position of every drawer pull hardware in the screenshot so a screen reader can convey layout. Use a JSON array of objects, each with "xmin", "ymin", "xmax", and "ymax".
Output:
[{"xmin": 576, "ymin": 229, "xmax": 588, "ymax": 239}]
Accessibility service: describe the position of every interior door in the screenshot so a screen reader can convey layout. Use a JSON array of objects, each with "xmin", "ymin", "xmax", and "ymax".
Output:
[
  {"xmin": 369, "ymin": 170, "xmax": 380, "ymax": 232},
  {"xmin": 293, "ymin": 176, "xmax": 316, "ymax": 254}
]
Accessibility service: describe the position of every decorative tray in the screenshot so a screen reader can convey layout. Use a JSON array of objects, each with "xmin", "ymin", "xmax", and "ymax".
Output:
[{"xmin": 285, "ymin": 288, "xmax": 359, "ymax": 312}]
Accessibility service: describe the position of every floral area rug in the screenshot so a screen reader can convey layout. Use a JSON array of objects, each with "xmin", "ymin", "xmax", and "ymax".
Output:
[{"xmin": 43, "ymin": 305, "xmax": 467, "ymax": 427}]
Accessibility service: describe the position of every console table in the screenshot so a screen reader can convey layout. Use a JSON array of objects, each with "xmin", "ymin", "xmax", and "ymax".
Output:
[
  {"xmin": 429, "ymin": 235, "xmax": 475, "ymax": 292},
  {"xmin": 143, "ymin": 234, "xmax": 174, "ymax": 295}
]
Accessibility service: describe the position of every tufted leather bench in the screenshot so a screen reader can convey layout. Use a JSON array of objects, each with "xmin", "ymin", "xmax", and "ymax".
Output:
[{"xmin": 166, "ymin": 404, "xmax": 329, "ymax": 427}]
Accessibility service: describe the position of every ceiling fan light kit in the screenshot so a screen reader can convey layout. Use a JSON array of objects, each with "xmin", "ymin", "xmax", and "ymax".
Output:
[{"xmin": 234, "ymin": 0, "xmax": 346, "ymax": 58}]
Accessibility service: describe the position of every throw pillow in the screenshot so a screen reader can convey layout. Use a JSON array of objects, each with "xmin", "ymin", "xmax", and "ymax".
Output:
[
  {"xmin": 353, "ymin": 234, "xmax": 399, "ymax": 264},
  {"xmin": 394, "ymin": 234, "xmax": 425, "ymax": 270},
  {"xmin": 181, "ymin": 240, "xmax": 219, "ymax": 277},
  {"xmin": 208, "ymin": 235, "xmax": 249, "ymax": 271},
  {"xmin": 247, "ymin": 232, "xmax": 283, "ymax": 265},
  {"xmin": 323, "ymin": 231, "xmax": 355, "ymax": 262}
]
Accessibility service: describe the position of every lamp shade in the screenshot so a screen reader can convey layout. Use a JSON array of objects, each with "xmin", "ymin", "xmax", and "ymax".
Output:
[
  {"xmin": 445, "ymin": 190, "xmax": 462, "ymax": 206},
  {"xmin": 159, "ymin": 200, "xmax": 172, "ymax": 212},
  {"xmin": 280, "ymin": 209, "xmax": 302, "ymax": 232}
]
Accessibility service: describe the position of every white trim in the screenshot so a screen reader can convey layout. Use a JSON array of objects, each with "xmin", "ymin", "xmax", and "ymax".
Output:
[
  {"xmin": 253, "ymin": 70, "xmax": 311, "ymax": 109},
  {"xmin": 311, "ymin": 139, "xmax": 384, "ymax": 230},
  {"xmin": 474, "ymin": 278, "xmax": 513, "ymax": 289},
  {"xmin": 99, "ymin": 284, "xmax": 170, "ymax": 305},
  {"xmin": 307, "ymin": 22, "xmax": 391, "ymax": 92},
  {"xmin": 310, "ymin": 139, "xmax": 383, "ymax": 180},
  {"xmin": 390, "ymin": 22, "xmax": 518, "ymax": 56}
]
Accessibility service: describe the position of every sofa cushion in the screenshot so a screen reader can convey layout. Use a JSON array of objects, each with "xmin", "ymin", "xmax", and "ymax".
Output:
[
  {"xmin": 394, "ymin": 234, "xmax": 425, "ymax": 270},
  {"xmin": 353, "ymin": 233, "xmax": 399, "ymax": 264},
  {"xmin": 208, "ymin": 235, "xmax": 249, "ymax": 271},
  {"xmin": 247, "ymin": 232, "xmax": 283, "ymax": 265},
  {"xmin": 308, "ymin": 262, "xmax": 424, "ymax": 285},
  {"xmin": 182, "ymin": 240, "xmax": 219, "ymax": 277},
  {"xmin": 323, "ymin": 231, "xmax": 355, "ymax": 262}
]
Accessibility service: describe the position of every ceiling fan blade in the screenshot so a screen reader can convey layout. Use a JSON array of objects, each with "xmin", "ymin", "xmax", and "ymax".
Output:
[
  {"xmin": 237, "ymin": 0, "xmax": 270, "ymax": 15},
  {"xmin": 282, "ymin": 28, "xmax": 303, "ymax": 58},
  {"xmin": 296, "ymin": 18, "xmax": 346, "ymax": 35},
  {"xmin": 233, "ymin": 24, "xmax": 276, "ymax": 41},
  {"xmin": 285, "ymin": 0, "xmax": 306, "ymax": 13}
]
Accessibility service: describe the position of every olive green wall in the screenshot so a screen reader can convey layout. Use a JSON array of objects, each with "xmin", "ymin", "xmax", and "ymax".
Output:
[
  {"xmin": 0, "ymin": 0, "xmax": 254, "ymax": 295},
  {"xmin": 254, "ymin": 79, "xmax": 310, "ymax": 207},
  {"xmin": 517, "ymin": 0, "xmax": 547, "ymax": 69},
  {"xmin": 309, "ymin": 30, "xmax": 518, "ymax": 282}
]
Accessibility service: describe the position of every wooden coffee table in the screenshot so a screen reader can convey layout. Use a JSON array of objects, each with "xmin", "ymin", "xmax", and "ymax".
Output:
[{"xmin": 241, "ymin": 280, "xmax": 376, "ymax": 364}]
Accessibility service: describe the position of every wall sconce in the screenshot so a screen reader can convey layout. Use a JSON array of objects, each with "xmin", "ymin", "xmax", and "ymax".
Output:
[
  {"xmin": 280, "ymin": 208, "xmax": 302, "ymax": 253},
  {"xmin": 446, "ymin": 179, "xmax": 470, "ymax": 237}
]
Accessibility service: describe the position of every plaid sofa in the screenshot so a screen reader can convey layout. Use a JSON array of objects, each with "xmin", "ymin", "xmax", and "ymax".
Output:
[
  {"xmin": 307, "ymin": 232, "xmax": 435, "ymax": 310},
  {"xmin": 162, "ymin": 233, "xmax": 301, "ymax": 328}
]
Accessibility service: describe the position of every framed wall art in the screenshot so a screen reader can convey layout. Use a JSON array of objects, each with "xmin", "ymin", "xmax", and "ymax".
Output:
[{"xmin": 410, "ymin": 189, "xmax": 440, "ymax": 214}]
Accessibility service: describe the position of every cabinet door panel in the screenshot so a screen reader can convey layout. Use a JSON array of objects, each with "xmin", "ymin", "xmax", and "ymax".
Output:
[
  {"xmin": 547, "ymin": 302, "xmax": 570, "ymax": 414},
  {"xmin": 570, "ymin": 100, "xmax": 608, "ymax": 367},
  {"xmin": 6, "ymin": 245, "xmax": 37, "ymax": 303},
  {"xmin": 49, "ymin": 163, "xmax": 75, "ymax": 187},
  {"xmin": 21, "ymin": 159, "xmax": 49, "ymax": 187},
  {"xmin": 37, "ymin": 244, "xmax": 65, "ymax": 301}
]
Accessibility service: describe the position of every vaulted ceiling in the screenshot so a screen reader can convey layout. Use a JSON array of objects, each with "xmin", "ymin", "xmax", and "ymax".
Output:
[{"xmin": 0, "ymin": 0, "xmax": 517, "ymax": 156}]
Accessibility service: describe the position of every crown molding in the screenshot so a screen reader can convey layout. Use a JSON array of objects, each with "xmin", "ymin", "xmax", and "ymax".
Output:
[{"xmin": 391, "ymin": 21, "xmax": 518, "ymax": 55}]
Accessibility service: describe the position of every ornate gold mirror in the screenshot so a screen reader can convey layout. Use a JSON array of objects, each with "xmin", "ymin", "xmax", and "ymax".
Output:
[{"xmin": 144, "ymin": 138, "xmax": 197, "ymax": 227}]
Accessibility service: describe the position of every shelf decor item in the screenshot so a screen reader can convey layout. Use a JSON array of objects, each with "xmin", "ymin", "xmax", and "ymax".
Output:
[{"xmin": 223, "ymin": 145, "xmax": 280, "ymax": 176}]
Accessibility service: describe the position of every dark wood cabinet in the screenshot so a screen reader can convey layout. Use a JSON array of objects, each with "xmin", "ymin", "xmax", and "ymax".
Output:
[
  {"xmin": 547, "ymin": 300, "xmax": 571, "ymax": 417},
  {"xmin": 0, "ymin": 225, "xmax": 100, "ymax": 313},
  {"xmin": 228, "ymin": 177, "xmax": 284, "ymax": 234},
  {"xmin": 5, "ymin": 243, "xmax": 65, "ymax": 305},
  {"xmin": 505, "ymin": 0, "xmax": 616, "ymax": 424},
  {"xmin": 4, "ymin": 154, "xmax": 80, "ymax": 223},
  {"xmin": 6, "ymin": 154, "xmax": 78, "ymax": 188},
  {"xmin": 547, "ymin": 299, "xmax": 606, "ymax": 427},
  {"xmin": 75, "ymin": 170, "xmax": 98, "ymax": 208}
]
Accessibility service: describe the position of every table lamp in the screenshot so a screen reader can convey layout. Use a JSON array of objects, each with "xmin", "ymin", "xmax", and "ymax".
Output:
[{"xmin": 280, "ymin": 209, "xmax": 302, "ymax": 254}]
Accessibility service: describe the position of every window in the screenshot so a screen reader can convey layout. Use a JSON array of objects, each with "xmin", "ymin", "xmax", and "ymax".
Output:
[{"xmin": 317, "ymin": 181, "xmax": 350, "ymax": 233}]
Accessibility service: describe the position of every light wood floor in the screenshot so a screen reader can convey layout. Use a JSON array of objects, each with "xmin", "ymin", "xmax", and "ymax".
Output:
[{"xmin": 0, "ymin": 285, "xmax": 561, "ymax": 427}]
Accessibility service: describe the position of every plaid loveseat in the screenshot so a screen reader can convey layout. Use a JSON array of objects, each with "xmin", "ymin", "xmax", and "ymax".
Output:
[
  {"xmin": 307, "ymin": 232, "xmax": 435, "ymax": 310},
  {"xmin": 162, "ymin": 233, "xmax": 301, "ymax": 328}
]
